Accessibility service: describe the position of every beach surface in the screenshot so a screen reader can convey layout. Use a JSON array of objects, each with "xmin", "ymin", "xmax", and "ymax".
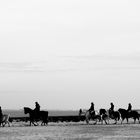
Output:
[{"xmin": 0, "ymin": 121, "xmax": 140, "ymax": 140}]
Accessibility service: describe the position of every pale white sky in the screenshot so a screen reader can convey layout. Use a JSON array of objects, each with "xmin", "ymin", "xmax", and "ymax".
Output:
[{"xmin": 0, "ymin": 0, "xmax": 140, "ymax": 110}]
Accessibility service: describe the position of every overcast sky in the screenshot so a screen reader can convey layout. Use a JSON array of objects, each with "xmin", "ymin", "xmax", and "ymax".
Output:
[{"xmin": 0, "ymin": 0, "xmax": 140, "ymax": 110}]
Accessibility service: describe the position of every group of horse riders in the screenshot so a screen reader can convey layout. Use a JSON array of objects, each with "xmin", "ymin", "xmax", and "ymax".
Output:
[
  {"xmin": 88, "ymin": 102, "xmax": 132, "ymax": 117},
  {"xmin": 0, "ymin": 101, "xmax": 135, "ymax": 126},
  {"xmin": 78, "ymin": 102, "xmax": 138, "ymax": 125}
]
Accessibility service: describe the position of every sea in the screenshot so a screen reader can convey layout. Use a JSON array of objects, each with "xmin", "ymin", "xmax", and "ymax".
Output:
[{"xmin": 3, "ymin": 109, "xmax": 79, "ymax": 118}]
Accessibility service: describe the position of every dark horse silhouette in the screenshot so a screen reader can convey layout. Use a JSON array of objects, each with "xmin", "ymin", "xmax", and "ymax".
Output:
[
  {"xmin": 24, "ymin": 107, "xmax": 48, "ymax": 126},
  {"xmin": 118, "ymin": 108, "xmax": 140, "ymax": 124},
  {"xmin": 99, "ymin": 108, "xmax": 120, "ymax": 124},
  {"xmin": 109, "ymin": 109, "xmax": 120, "ymax": 124},
  {"xmin": 99, "ymin": 109, "xmax": 109, "ymax": 124}
]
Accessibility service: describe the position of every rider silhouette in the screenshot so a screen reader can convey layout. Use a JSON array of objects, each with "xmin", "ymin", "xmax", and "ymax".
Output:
[
  {"xmin": 34, "ymin": 102, "xmax": 40, "ymax": 112},
  {"xmin": 109, "ymin": 102, "xmax": 114, "ymax": 117},
  {"xmin": 34, "ymin": 102, "xmax": 40, "ymax": 119},
  {"xmin": 127, "ymin": 103, "xmax": 132, "ymax": 112},
  {"xmin": 109, "ymin": 102, "xmax": 114, "ymax": 111},
  {"xmin": 89, "ymin": 102, "xmax": 95, "ymax": 116}
]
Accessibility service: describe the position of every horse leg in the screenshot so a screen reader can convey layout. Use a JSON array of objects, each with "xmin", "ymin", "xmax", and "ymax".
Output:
[
  {"xmin": 5, "ymin": 120, "xmax": 10, "ymax": 127},
  {"xmin": 2, "ymin": 122, "xmax": 5, "ymax": 127},
  {"xmin": 98, "ymin": 116, "xmax": 101, "ymax": 122},
  {"xmin": 33, "ymin": 122, "xmax": 37, "ymax": 126},
  {"xmin": 114, "ymin": 119, "xmax": 117, "ymax": 124},
  {"xmin": 30, "ymin": 121, "xmax": 32, "ymax": 126},
  {"xmin": 86, "ymin": 119, "xmax": 89, "ymax": 124},
  {"xmin": 43, "ymin": 122, "xmax": 47, "ymax": 126},
  {"xmin": 41, "ymin": 121, "xmax": 45, "ymax": 126},
  {"xmin": 41, "ymin": 121, "xmax": 43, "ymax": 126},
  {"xmin": 31, "ymin": 119, "xmax": 38, "ymax": 126},
  {"xmin": 85, "ymin": 116, "xmax": 89, "ymax": 124},
  {"xmin": 100, "ymin": 115, "xmax": 103, "ymax": 124},
  {"xmin": 126, "ymin": 118, "xmax": 129, "ymax": 124},
  {"xmin": 134, "ymin": 118, "xmax": 136, "ymax": 124},
  {"xmin": 136, "ymin": 116, "xmax": 139, "ymax": 124},
  {"xmin": 7, "ymin": 121, "xmax": 10, "ymax": 127},
  {"xmin": 94, "ymin": 117, "xmax": 99, "ymax": 125},
  {"xmin": 93, "ymin": 120, "xmax": 97, "ymax": 125},
  {"xmin": 104, "ymin": 118, "xmax": 108, "ymax": 125},
  {"xmin": 121, "ymin": 118, "xmax": 124, "ymax": 124},
  {"xmin": 41, "ymin": 122, "xmax": 43, "ymax": 126},
  {"xmin": 43, "ymin": 120, "xmax": 48, "ymax": 126},
  {"xmin": 33, "ymin": 121, "xmax": 38, "ymax": 126},
  {"xmin": 101, "ymin": 119, "xmax": 103, "ymax": 125},
  {"xmin": 36, "ymin": 122, "xmax": 39, "ymax": 126},
  {"xmin": 107, "ymin": 118, "xmax": 110, "ymax": 124},
  {"xmin": 138, "ymin": 117, "xmax": 140, "ymax": 123},
  {"xmin": 101, "ymin": 115, "xmax": 106, "ymax": 124},
  {"xmin": 85, "ymin": 115, "xmax": 89, "ymax": 124},
  {"xmin": 46, "ymin": 120, "xmax": 48, "ymax": 125},
  {"xmin": 136, "ymin": 117, "xmax": 139, "ymax": 124}
]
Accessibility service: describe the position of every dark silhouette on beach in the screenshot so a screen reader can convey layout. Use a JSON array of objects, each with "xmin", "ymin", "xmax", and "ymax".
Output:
[
  {"xmin": 118, "ymin": 103, "xmax": 140, "ymax": 124},
  {"xmin": 88, "ymin": 102, "xmax": 95, "ymax": 117},
  {"xmin": 24, "ymin": 107, "xmax": 48, "ymax": 126}
]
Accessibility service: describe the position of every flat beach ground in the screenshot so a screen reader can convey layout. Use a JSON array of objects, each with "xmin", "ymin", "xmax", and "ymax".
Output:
[{"xmin": 0, "ymin": 122, "xmax": 140, "ymax": 140}]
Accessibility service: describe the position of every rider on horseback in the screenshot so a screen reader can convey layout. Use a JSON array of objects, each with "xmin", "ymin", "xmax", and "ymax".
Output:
[
  {"xmin": 34, "ymin": 102, "xmax": 40, "ymax": 119},
  {"xmin": 109, "ymin": 102, "xmax": 114, "ymax": 118},
  {"xmin": 89, "ymin": 102, "xmax": 95, "ymax": 117},
  {"xmin": 127, "ymin": 103, "xmax": 132, "ymax": 113},
  {"xmin": 34, "ymin": 102, "xmax": 40, "ymax": 112}
]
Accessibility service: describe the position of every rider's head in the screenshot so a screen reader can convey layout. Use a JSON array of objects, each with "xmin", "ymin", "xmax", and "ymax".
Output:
[
  {"xmin": 91, "ymin": 102, "xmax": 94, "ymax": 105},
  {"xmin": 110, "ymin": 102, "xmax": 113, "ymax": 105},
  {"xmin": 35, "ymin": 102, "xmax": 38, "ymax": 105}
]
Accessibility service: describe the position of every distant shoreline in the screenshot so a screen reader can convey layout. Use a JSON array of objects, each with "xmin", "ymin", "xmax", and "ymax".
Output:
[
  {"xmin": 3, "ymin": 109, "xmax": 140, "ymax": 118},
  {"xmin": 3, "ymin": 109, "xmax": 79, "ymax": 117}
]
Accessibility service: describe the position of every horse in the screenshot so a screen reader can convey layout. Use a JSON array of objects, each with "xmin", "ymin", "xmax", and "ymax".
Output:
[
  {"xmin": 24, "ymin": 107, "xmax": 48, "ymax": 126},
  {"xmin": 99, "ymin": 108, "xmax": 120, "ymax": 124},
  {"xmin": 99, "ymin": 109, "xmax": 109, "ymax": 124},
  {"xmin": 79, "ymin": 109, "xmax": 101, "ymax": 124},
  {"xmin": 0, "ymin": 114, "xmax": 10, "ymax": 127},
  {"xmin": 118, "ymin": 108, "xmax": 140, "ymax": 124},
  {"xmin": 108, "ymin": 109, "xmax": 120, "ymax": 124}
]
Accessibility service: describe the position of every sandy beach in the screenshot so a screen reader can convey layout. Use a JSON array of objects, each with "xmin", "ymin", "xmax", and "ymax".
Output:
[{"xmin": 0, "ymin": 121, "xmax": 140, "ymax": 140}]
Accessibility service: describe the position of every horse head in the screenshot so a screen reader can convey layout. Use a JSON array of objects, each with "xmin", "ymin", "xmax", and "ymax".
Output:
[{"xmin": 24, "ymin": 107, "xmax": 33, "ymax": 114}]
